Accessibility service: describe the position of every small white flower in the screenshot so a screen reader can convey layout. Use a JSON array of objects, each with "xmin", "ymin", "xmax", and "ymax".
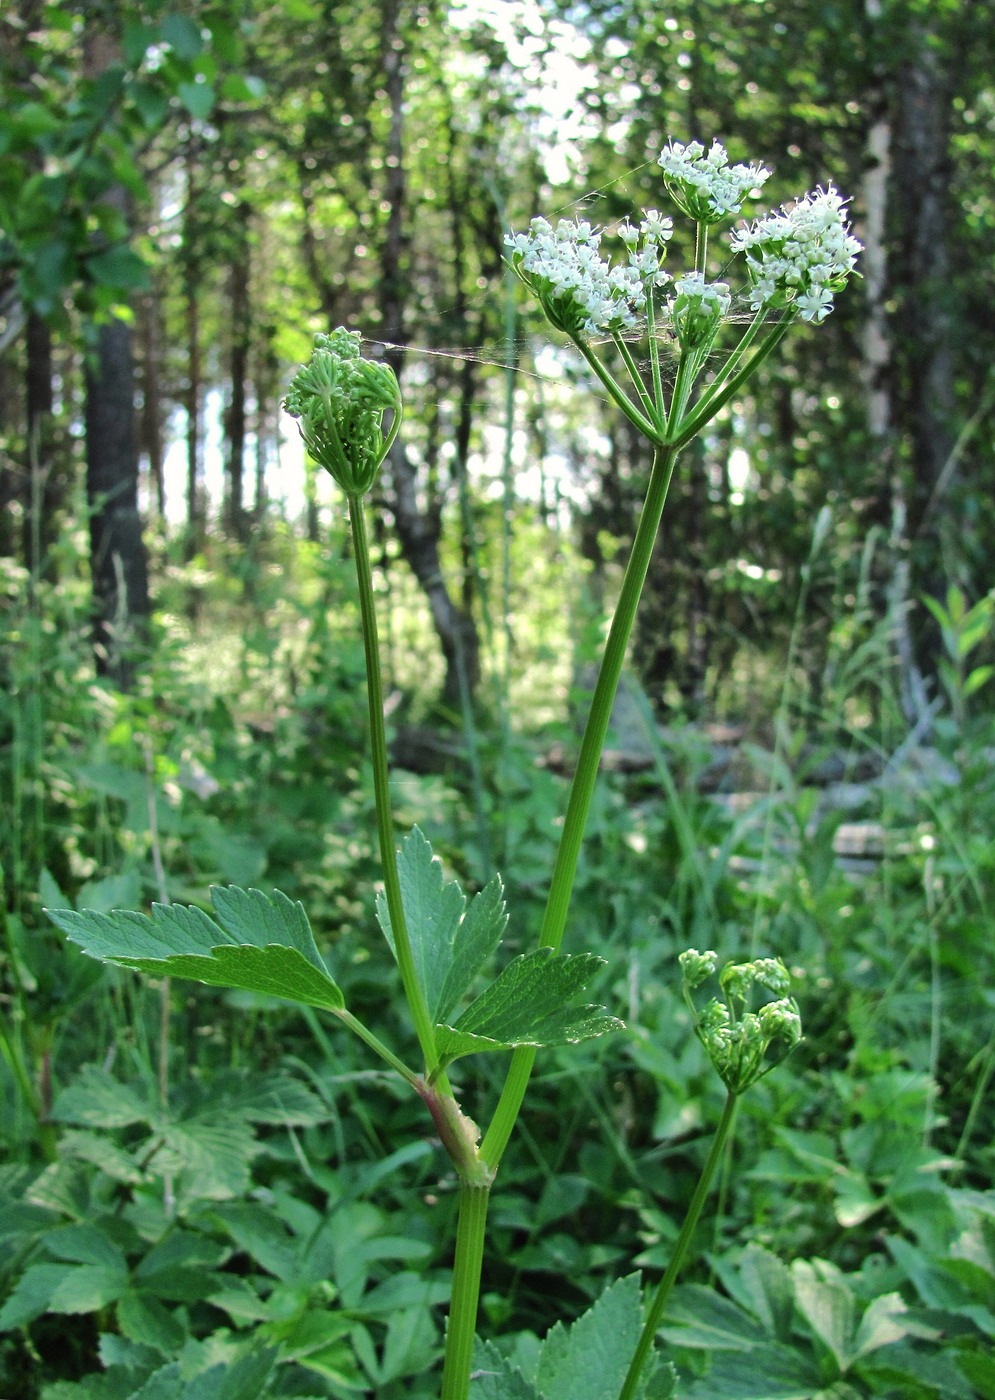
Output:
[
  {"xmin": 505, "ymin": 212, "xmax": 670, "ymax": 340},
  {"xmin": 639, "ymin": 209, "xmax": 674, "ymax": 245},
  {"xmin": 658, "ymin": 138, "xmax": 771, "ymax": 223},
  {"xmin": 731, "ymin": 185, "xmax": 862, "ymax": 322}
]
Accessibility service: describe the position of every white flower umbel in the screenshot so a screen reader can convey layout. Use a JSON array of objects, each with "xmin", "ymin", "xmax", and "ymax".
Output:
[
  {"xmin": 731, "ymin": 185, "xmax": 863, "ymax": 323},
  {"xmin": 658, "ymin": 138, "xmax": 771, "ymax": 224},
  {"xmin": 505, "ymin": 213, "xmax": 672, "ymax": 340}
]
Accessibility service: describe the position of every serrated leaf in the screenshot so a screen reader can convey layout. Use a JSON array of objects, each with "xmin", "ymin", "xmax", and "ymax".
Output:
[
  {"xmin": 44, "ymin": 1223, "xmax": 128, "ymax": 1271},
  {"xmin": 117, "ymin": 1291, "xmax": 187, "ymax": 1354},
  {"xmin": 48, "ymin": 1262, "xmax": 130, "ymax": 1313},
  {"xmin": 852, "ymin": 1291, "xmax": 912, "ymax": 1358},
  {"xmin": 435, "ymin": 948, "xmax": 623, "ymax": 1064},
  {"xmin": 436, "ymin": 874, "xmax": 507, "ymax": 1023},
  {"xmin": 0, "ymin": 1261, "xmax": 66, "ymax": 1329},
  {"xmin": 158, "ymin": 1116, "xmax": 257, "ymax": 1201},
  {"xmin": 377, "ymin": 827, "xmax": 466, "ymax": 1018},
  {"xmin": 209, "ymin": 886, "xmax": 327, "ymax": 972},
  {"xmin": 736, "ymin": 1245, "xmax": 796, "ymax": 1343},
  {"xmin": 470, "ymin": 1340, "xmax": 538, "ymax": 1400},
  {"xmin": 51, "ymin": 1066, "xmax": 154, "ymax": 1129},
  {"xmin": 48, "ymin": 892, "xmax": 344, "ymax": 1012},
  {"xmin": 536, "ymin": 1274, "xmax": 645, "ymax": 1400},
  {"xmin": 57, "ymin": 1129, "xmax": 147, "ymax": 1185}
]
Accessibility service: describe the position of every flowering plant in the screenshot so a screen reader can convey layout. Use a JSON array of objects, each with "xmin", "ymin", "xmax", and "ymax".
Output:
[{"xmin": 52, "ymin": 137, "xmax": 856, "ymax": 1400}]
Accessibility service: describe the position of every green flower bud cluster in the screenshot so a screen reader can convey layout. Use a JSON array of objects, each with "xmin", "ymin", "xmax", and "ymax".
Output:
[
  {"xmin": 283, "ymin": 328, "xmax": 402, "ymax": 495},
  {"xmin": 680, "ymin": 948, "xmax": 802, "ymax": 1095}
]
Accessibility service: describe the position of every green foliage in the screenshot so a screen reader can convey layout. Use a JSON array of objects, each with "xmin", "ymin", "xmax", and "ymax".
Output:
[
  {"xmin": 48, "ymin": 888, "xmax": 345, "ymax": 1013},
  {"xmin": 472, "ymin": 1275, "xmax": 675, "ymax": 1400}
]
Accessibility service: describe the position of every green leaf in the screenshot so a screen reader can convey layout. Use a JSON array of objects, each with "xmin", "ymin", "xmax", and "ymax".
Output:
[
  {"xmin": 219, "ymin": 73, "xmax": 266, "ymax": 103},
  {"xmin": 734, "ymin": 1246, "xmax": 796, "ymax": 1344},
  {"xmin": 47, "ymin": 889, "xmax": 344, "ymax": 1012},
  {"xmin": 44, "ymin": 1224, "xmax": 128, "ymax": 1271},
  {"xmin": 160, "ymin": 12, "xmax": 203, "ymax": 59},
  {"xmin": 86, "ymin": 245, "xmax": 150, "ymax": 290},
  {"xmin": 51, "ymin": 1065, "xmax": 153, "ymax": 1129},
  {"xmin": 435, "ymin": 948, "xmax": 623, "ymax": 1064},
  {"xmin": 537, "ymin": 1274, "xmax": 645, "ymax": 1400},
  {"xmin": 48, "ymin": 1262, "xmax": 130, "ymax": 1313},
  {"xmin": 0, "ymin": 1261, "xmax": 66, "ymax": 1329},
  {"xmin": 678, "ymin": 1345, "xmax": 822, "ymax": 1399},
  {"xmin": 377, "ymin": 827, "xmax": 466, "ymax": 1016},
  {"xmin": 852, "ymin": 1292, "xmax": 914, "ymax": 1358},
  {"xmin": 132, "ymin": 80, "xmax": 170, "ymax": 128},
  {"xmin": 57, "ymin": 1129, "xmax": 146, "ymax": 1185},
  {"xmin": 376, "ymin": 827, "xmax": 507, "ymax": 1021},
  {"xmin": 117, "ymin": 1291, "xmax": 188, "ymax": 1354},
  {"xmin": 470, "ymin": 1341, "xmax": 538, "ymax": 1400},
  {"xmin": 437, "ymin": 874, "xmax": 507, "ymax": 1022},
  {"xmin": 177, "ymin": 81, "xmax": 215, "ymax": 120},
  {"xmin": 663, "ymin": 1283, "xmax": 764, "ymax": 1352},
  {"xmin": 790, "ymin": 1258, "xmax": 854, "ymax": 1370}
]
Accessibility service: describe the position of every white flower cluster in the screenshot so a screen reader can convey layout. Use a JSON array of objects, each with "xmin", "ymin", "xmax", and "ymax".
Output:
[
  {"xmin": 658, "ymin": 138, "xmax": 771, "ymax": 222},
  {"xmin": 731, "ymin": 185, "xmax": 863, "ymax": 323},
  {"xmin": 505, "ymin": 213, "xmax": 673, "ymax": 339}
]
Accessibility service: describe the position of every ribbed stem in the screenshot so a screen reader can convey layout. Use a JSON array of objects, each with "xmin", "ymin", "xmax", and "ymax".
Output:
[
  {"xmin": 440, "ymin": 1182, "xmax": 492, "ymax": 1400},
  {"xmin": 348, "ymin": 492, "xmax": 440, "ymax": 1078},
  {"xmin": 619, "ymin": 1091, "xmax": 738, "ymax": 1400},
  {"xmin": 480, "ymin": 442, "xmax": 680, "ymax": 1169}
]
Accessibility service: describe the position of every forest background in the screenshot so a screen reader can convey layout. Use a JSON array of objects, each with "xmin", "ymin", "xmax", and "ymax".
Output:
[{"xmin": 2, "ymin": 0, "xmax": 995, "ymax": 1396}]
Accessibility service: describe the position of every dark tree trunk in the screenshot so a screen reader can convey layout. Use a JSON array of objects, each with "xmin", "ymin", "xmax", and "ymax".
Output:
[
  {"xmin": 85, "ymin": 314, "xmax": 151, "ymax": 688},
  {"xmin": 376, "ymin": 0, "xmax": 480, "ymax": 711},
  {"xmin": 892, "ymin": 27, "xmax": 956, "ymax": 539},
  {"xmin": 139, "ymin": 286, "xmax": 166, "ymax": 519},
  {"xmin": 224, "ymin": 205, "xmax": 251, "ymax": 542},
  {"xmin": 183, "ymin": 143, "xmax": 205, "ymax": 558},
  {"xmin": 24, "ymin": 312, "xmax": 56, "ymax": 578}
]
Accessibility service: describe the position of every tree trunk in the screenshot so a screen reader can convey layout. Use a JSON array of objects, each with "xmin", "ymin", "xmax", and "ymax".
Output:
[
  {"xmin": 82, "ymin": 23, "xmax": 150, "ymax": 687},
  {"xmin": 376, "ymin": 0, "xmax": 480, "ymax": 711},
  {"xmin": 224, "ymin": 204, "xmax": 251, "ymax": 542},
  {"xmin": 85, "ymin": 312, "xmax": 151, "ymax": 688},
  {"xmin": 139, "ymin": 285, "xmax": 166, "ymax": 520},
  {"xmin": 24, "ymin": 312, "xmax": 56, "ymax": 579},
  {"xmin": 183, "ymin": 143, "xmax": 205, "ymax": 558}
]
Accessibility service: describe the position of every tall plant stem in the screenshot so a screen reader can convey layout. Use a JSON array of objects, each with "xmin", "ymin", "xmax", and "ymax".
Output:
[
  {"xmin": 348, "ymin": 492, "xmax": 441, "ymax": 1079},
  {"xmin": 481, "ymin": 442, "xmax": 680, "ymax": 1169},
  {"xmin": 618, "ymin": 1090, "xmax": 738, "ymax": 1400},
  {"xmin": 440, "ymin": 1182, "xmax": 492, "ymax": 1400}
]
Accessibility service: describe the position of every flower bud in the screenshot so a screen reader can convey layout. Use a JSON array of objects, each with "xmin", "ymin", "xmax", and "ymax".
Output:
[{"xmin": 283, "ymin": 329, "xmax": 402, "ymax": 495}]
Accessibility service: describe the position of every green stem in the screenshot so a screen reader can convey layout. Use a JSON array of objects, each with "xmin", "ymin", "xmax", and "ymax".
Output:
[
  {"xmin": 694, "ymin": 220, "xmax": 708, "ymax": 276},
  {"xmin": 614, "ymin": 335, "xmax": 660, "ymax": 430},
  {"xmin": 575, "ymin": 339, "xmax": 661, "ymax": 440},
  {"xmin": 670, "ymin": 316, "xmax": 794, "ymax": 448},
  {"xmin": 348, "ymin": 492, "xmax": 441, "ymax": 1079},
  {"xmin": 619, "ymin": 1090, "xmax": 739, "ymax": 1400},
  {"xmin": 480, "ymin": 441, "xmax": 681, "ymax": 1169},
  {"xmin": 440, "ymin": 1182, "xmax": 492, "ymax": 1400},
  {"xmin": 336, "ymin": 1007, "xmax": 422, "ymax": 1088}
]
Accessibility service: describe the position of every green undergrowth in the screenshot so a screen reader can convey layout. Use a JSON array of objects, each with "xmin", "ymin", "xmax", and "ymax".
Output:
[{"xmin": 2, "ymin": 541, "xmax": 994, "ymax": 1397}]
